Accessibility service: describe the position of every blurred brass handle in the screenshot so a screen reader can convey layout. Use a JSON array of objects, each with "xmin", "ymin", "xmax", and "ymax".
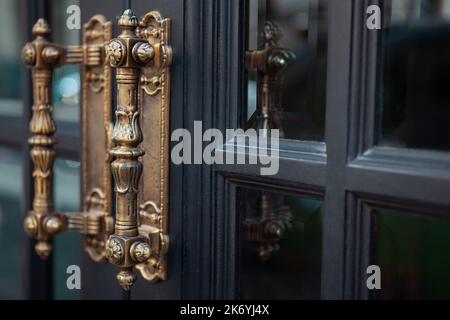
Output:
[
  {"xmin": 245, "ymin": 21, "xmax": 295, "ymax": 136},
  {"xmin": 22, "ymin": 19, "xmax": 64, "ymax": 259},
  {"xmin": 22, "ymin": 17, "xmax": 113, "ymax": 260},
  {"xmin": 105, "ymin": 9, "xmax": 172, "ymax": 291}
]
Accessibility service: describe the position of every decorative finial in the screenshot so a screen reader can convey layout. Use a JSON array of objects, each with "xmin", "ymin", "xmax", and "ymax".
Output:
[
  {"xmin": 117, "ymin": 269, "xmax": 137, "ymax": 291},
  {"xmin": 35, "ymin": 241, "xmax": 52, "ymax": 260},
  {"xmin": 118, "ymin": 9, "xmax": 138, "ymax": 29},
  {"xmin": 263, "ymin": 21, "xmax": 282, "ymax": 47},
  {"xmin": 32, "ymin": 18, "xmax": 51, "ymax": 37}
]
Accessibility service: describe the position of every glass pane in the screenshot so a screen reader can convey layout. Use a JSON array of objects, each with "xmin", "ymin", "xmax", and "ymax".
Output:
[
  {"xmin": 239, "ymin": 188, "xmax": 322, "ymax": 299},
  {"xmin": 51, "ymin": 0, "xmax": 81, "ymax": 124},
  {"xmin": 0, "ymin": 0, "xmax": 22, "ymax": 118},
  {"xmin": 381, "ymin": 0, "xmax": 450, "ymax": 150},
  {"xmin": 53, "ymin": 158, "xmax": 81, "ymax": 300},
  {"xmin": 0, "ymin": 148, "xmax": 23, "ymax": 299},
  {"xmin": 246, "ymin": 0, "xmax": 328, "ymax": 141},
  {"xmin": 373, "ymin": 209, "xmax": 450, "ymax": 299},
  {"xmin": 51, "ymin": 0, "xmax": 82, "ymax": 299}
]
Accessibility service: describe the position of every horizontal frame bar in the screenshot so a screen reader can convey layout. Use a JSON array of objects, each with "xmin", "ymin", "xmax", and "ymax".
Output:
[
  {"xmin": 216, "ymin": 139, "xmax": 327, "ymax": 188},
  {"xmin": 347, "ymin": 146, "xmax": 450, "ymax": 207}
]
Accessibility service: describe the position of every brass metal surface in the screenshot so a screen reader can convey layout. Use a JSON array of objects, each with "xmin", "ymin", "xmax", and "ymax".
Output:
[
  {"xmin": 23, "ymin": 18, "xmax": 64, "ymax": 259},
  {"xmin": 23, "ymin": 16, "xmax": 113, "ymax": 261},
  {"xmin": 136, "ymin": 10, "xmax": 172, "ymax": 283},
  {"xmin": 105, "ymin": 9, "xmax": 172, "ymax": 290},
  {"xmin": 81, "ymin": 15, "xmax": 114, "ymax": 262}
]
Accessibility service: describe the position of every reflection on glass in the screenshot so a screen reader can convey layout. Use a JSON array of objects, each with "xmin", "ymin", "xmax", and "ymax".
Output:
[
  {"xmin": 54, "ymin": 158, "xmax": 81, "ymax": 300},
  {"xmin": 247, "ymin": 0, "xmax": 328, "ymax": 141},
  {"xmin": 374, "ymin": 209, "xmax": 450, "ymax": 299},
  {"xmin": 51, "ymin": 0, "xmax": 81, "ymax": 123},
  {"xmin": 53, "ymin": 66, "xmax": 81, "ymax": 123},
  {"xmin": 381, "ymin": 0, "xmax": 450, "ymax": 150},
  {"xmin": 0, "ymin": 0, "xmax": 22, "ymax": 117},
  {"xmin": 0, "ymin": 148, "xmax": 23, "ymax": 299},
  {"xmin": 239, "ymin": 188, "xmax": 322, "ymax": 299}
]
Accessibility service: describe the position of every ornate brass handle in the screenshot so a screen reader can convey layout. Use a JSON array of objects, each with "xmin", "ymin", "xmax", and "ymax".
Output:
[
  {"xmin": 22, "ymin": 9, "xmax": 172, "ymax": 290},
  {"xmin": 22, "ymin": 16, "xmax": 113, "ymax": 259},
  {"xmin": 22, "ymin": 19, "xmax": 66, "ymax": 258},
  {"xmin": 105, "ymin": 9, "xmax": 172, "ymax": 290}
]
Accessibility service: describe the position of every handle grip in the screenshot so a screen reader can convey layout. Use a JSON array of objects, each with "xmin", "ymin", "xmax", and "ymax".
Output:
[
  {"xmin": 105, "ymin": 9, "xmax": 154, "ymax": 291},
  {"xmin": 22, "ymin": 19, "xmax": 66, "ymax": 259}
]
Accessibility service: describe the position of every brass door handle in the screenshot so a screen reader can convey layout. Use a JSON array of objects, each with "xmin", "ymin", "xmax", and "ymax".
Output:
[
  {"xmin": 105, "ymin": 9, "xmax": 153, "ymax": 290},
  {"xmin": 23, "ymin": 17, "xmax": 114, "ymax": 260},
  {"xmin": 22, "ymin": 18, "xmax": 62, "ymax": 259},
  {"xmin": 22, "ymin": 9, "xmax": 172, "ymax": 290},
  {"xmin": 105, "ymin": 9, "xmax": 172, "ymax": 290},
  {"xmin": 22, "ymin": 18, "xmax": 98, "ymax": 258}
]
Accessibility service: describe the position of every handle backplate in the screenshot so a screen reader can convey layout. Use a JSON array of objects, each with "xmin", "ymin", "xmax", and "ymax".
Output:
[
  {"xmin": 136, "ymin": 11, "xmax": 172, "ymax": 282},
  {"xmin": 81, "ymin": 15, "xmax": 114, "ymax": 262}
]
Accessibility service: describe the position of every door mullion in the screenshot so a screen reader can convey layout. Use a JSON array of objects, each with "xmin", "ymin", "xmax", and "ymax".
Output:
[{"xmin": 322, "ymin": 0, "xmax": 353, "ymax": 300}]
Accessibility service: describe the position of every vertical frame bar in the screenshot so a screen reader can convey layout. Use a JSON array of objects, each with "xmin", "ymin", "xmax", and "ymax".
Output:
[
  {"xmin": 348, "ymin": 0, "xmax": 384, "ymax": 158},
  {"xmin": 322, "ymin": 0, "xmax": 353, "ymax": 299},
  {"xmin": 181, "ymin": 0, "xmax": 245, "ymax": 299}
]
